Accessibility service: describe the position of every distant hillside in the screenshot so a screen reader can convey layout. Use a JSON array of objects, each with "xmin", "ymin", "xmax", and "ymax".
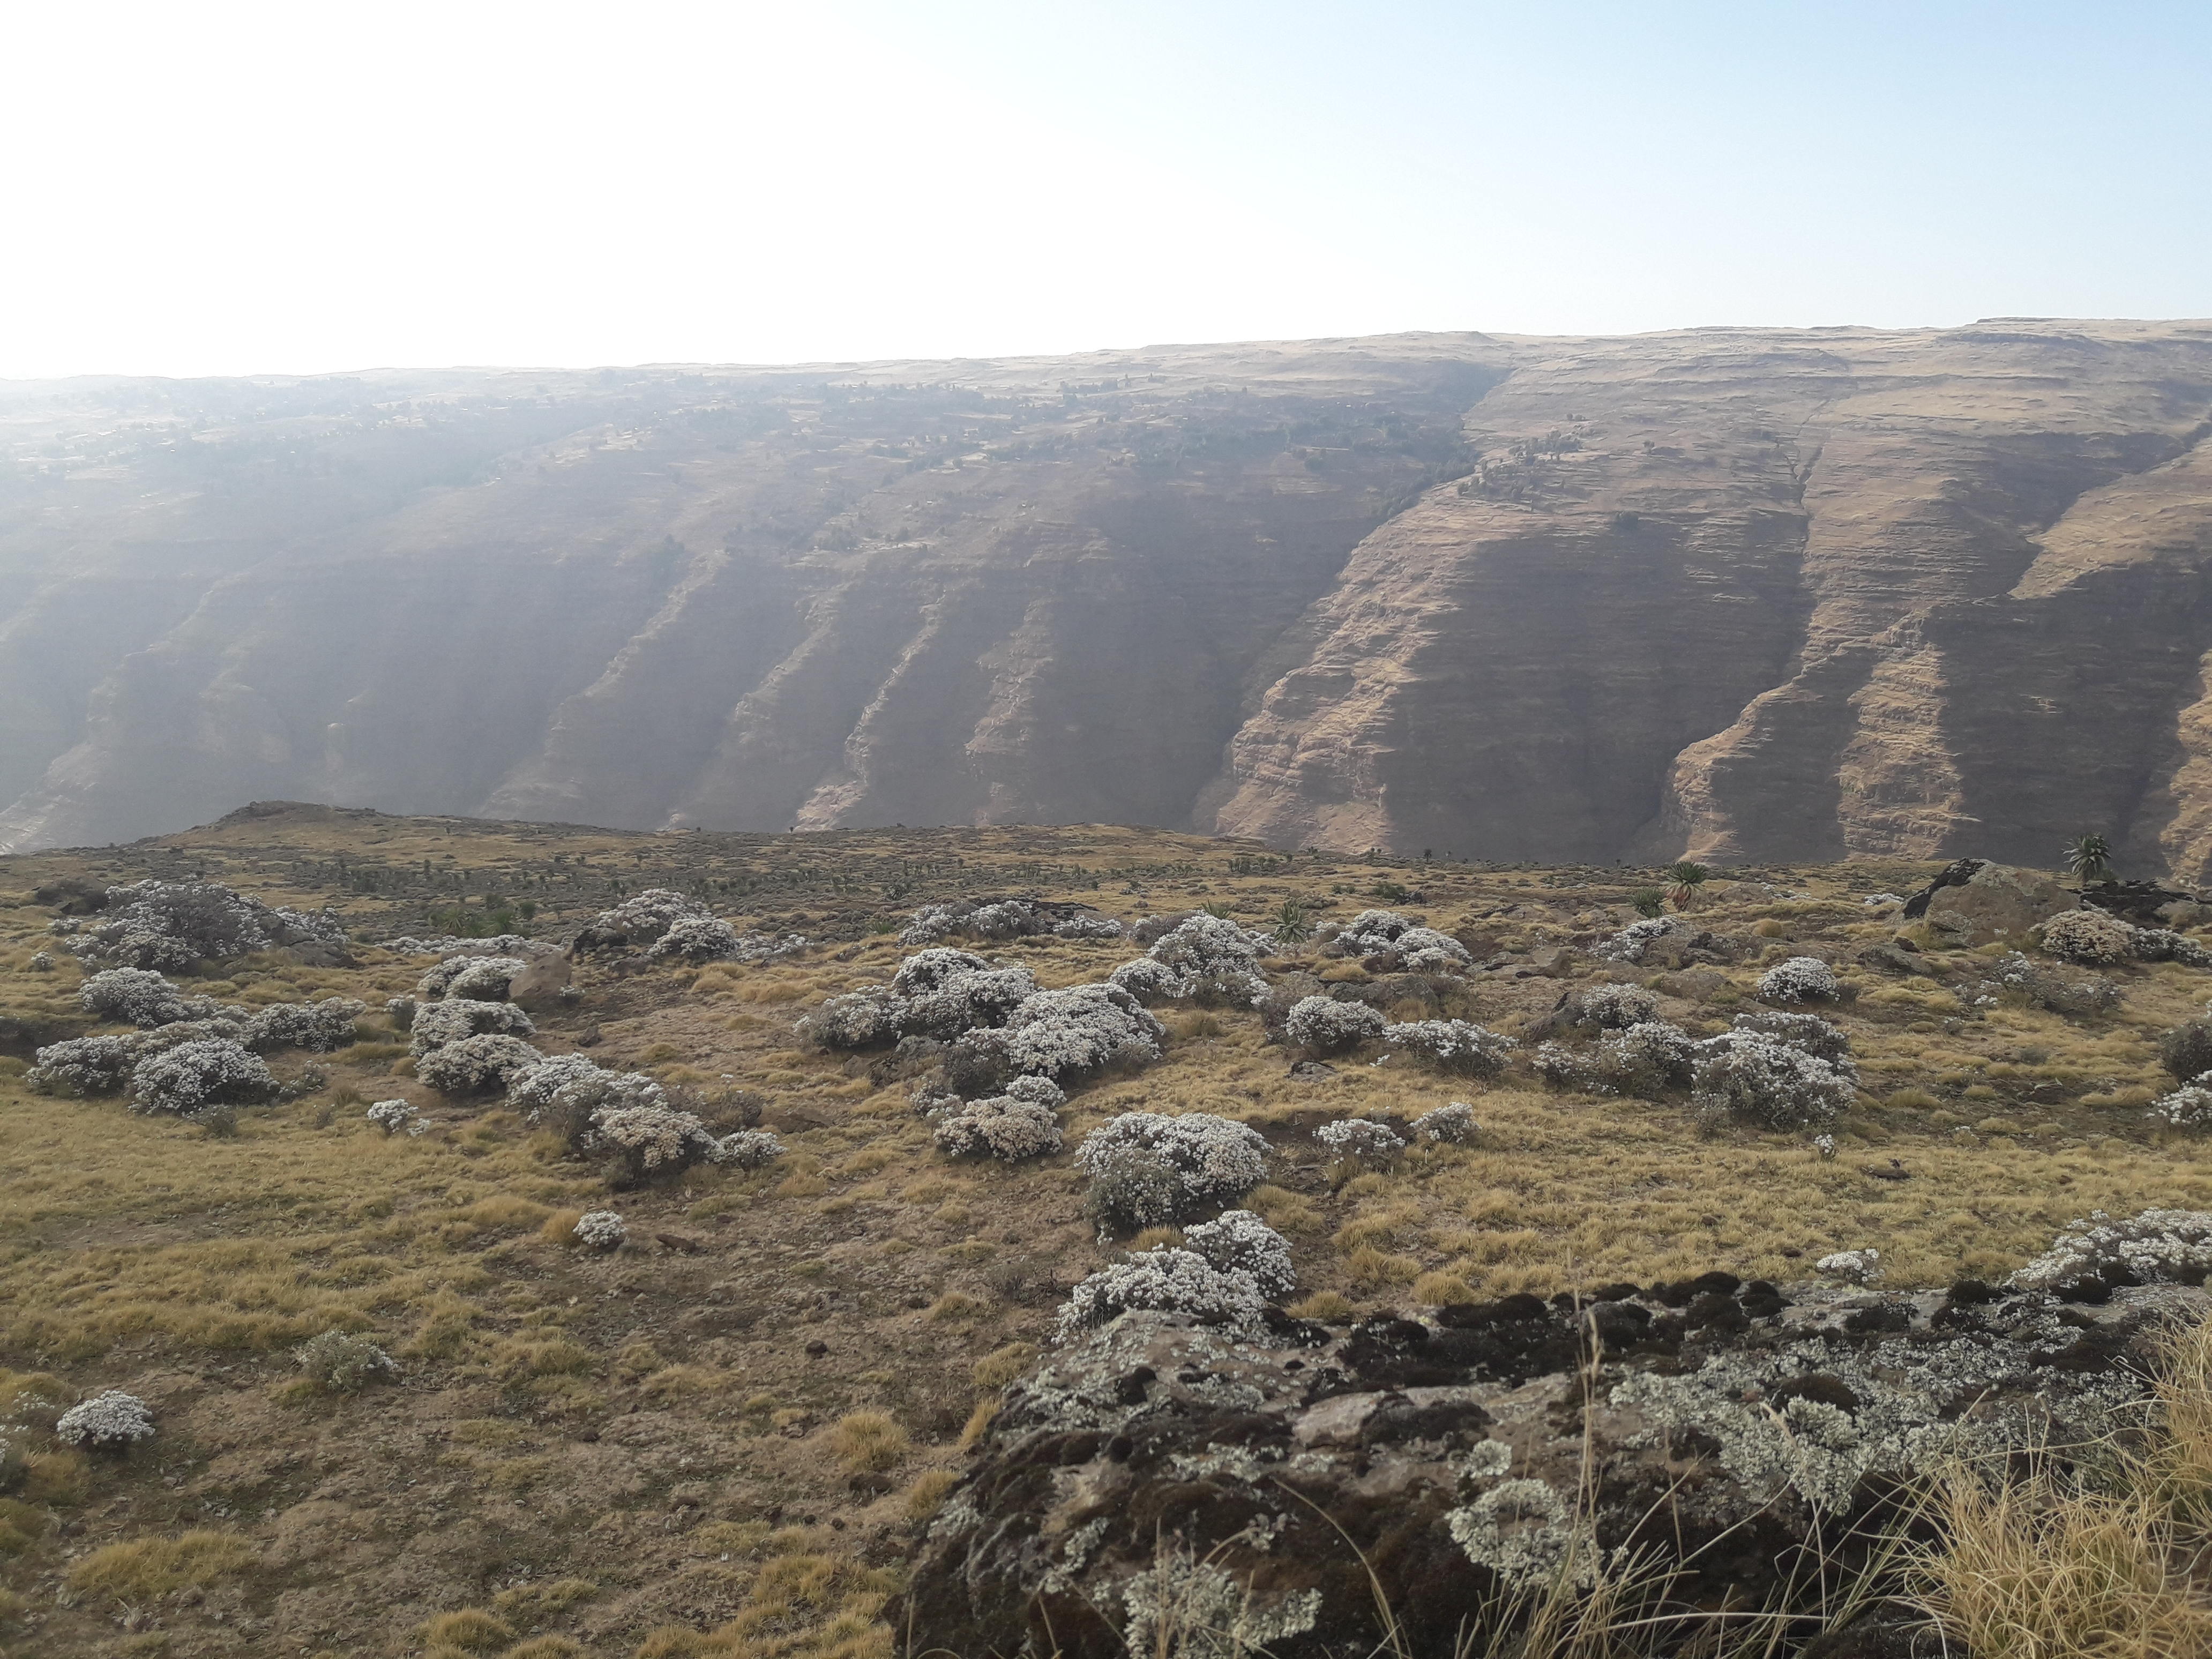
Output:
[{"xmin": 5, "ymin": 322, "xmax": 2211, "ymax": 874}]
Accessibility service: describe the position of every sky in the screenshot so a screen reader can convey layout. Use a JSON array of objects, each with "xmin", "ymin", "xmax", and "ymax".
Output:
[{"xmin": 3, "ymin": 0, "xmax": 2207, "ymax": 379}]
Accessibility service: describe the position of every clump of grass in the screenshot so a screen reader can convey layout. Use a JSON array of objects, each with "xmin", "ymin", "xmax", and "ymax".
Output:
[
  {"xmin": 829, "ymin": 1410, "xmax": 909, "ymax": 1473},
  {"xmin": 421, "ymin": 1606, "xmax": 516, "ymax": 1652},
  {"xmin": 68, "ymin": 1529, "xmax": 255, "ymax": 1598},
  {"xmin": 1912, "ymin": 1316, "xmax": 2212, "ymax": 1654}
]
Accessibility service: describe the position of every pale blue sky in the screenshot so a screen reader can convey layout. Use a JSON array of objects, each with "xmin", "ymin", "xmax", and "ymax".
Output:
[{"xmin": 3, "ymin": 1, "xmax": 2205, "ymax": 377}]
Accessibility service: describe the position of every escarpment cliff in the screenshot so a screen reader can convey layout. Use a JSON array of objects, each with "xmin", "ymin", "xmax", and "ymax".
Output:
[{"xmin": 4, "ymin": 323, "xmax": 2212, "ymax": 871}]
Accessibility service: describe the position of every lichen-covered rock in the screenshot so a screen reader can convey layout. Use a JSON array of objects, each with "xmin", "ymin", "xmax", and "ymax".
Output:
[
  {"xmin": 1915, "ymin": 861, "xmax": 2074, "ymax": 947},
  {"xmin": 901, "ymin": 1277, "xmax": 2208, "ymax": 1659}
]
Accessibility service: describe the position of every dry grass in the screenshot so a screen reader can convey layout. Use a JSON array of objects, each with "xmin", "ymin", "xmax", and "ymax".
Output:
[
  {"xmin": 1912, "ymin": 1318, "xmax": 2212, "ymax": 1655},
  {"xmin": 66, "ymin": 1528, "xmax": 256, "ymax": 1598}
]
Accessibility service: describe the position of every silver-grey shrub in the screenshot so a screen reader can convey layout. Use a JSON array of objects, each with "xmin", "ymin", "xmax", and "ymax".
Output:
[
  {"xmin": 128, "ymin": 1038, "xmax": 279, "ymax": 1116},
  {"xmin": 27, "ymin": 1035, "xmax": 138, "ymax": 1096},
  {"xmin": 1411, "ymin": 1102, "xmax": 1478, "ymax": 1144},
  {"xmin": 409, "ymin": 997, "xmax": 536, "ymax": 1057},
  {"xmin": 414, "ymin": 1034, "xmax": 544, "ymax": 1095},
  {"xmin": 1690, "ymin": 1030, "xmax": 1854, "ymax": 1132},
  {"xmin": 1283, "ymin": 996, "xmax": 1385, "ymax": 1053},
  {"xmin": 54, "ymin": 1391, "xmax": 155, "ymax": 1449},
  {"xmin": 243, "ymin": 998, "xmax": 365, "ymax": 1053},
  {"xmin": 1053, "ymin": 1248, "xmax": 1266, "ymax": 1342},
  {"xmin": 80, "ymin": 967, "xmax": 208, "ymax": 1028},
  {"xmin": 1314, "ymin": 1116, "xmax": 1406, "ymax": 1164},
  {"xmin": 1146, "ymin": 915, "xmax": 1269, "ymax": 1006},
  {"xmin": 1381, "ymin": 1019, "xmax": 1514, "ymax": 1077},
  {"xmin": 293, "ymin": 1331, "xmax": 399, "ymax": 1391},
  {"xmin": 68, "ymin": 879, "xmax": 343, "ymax": 971},
  {"xmin": 932, "ymin": 1094, "xmax": 1064, "ymax": 1161},
  {"xmin": 1757, "ymin": 956, "xmax": 1839, "ymax": 1003},
  {"xmin": 997, "ymin": 982, "xmax": 1164, "ymax": 1080},
  {"xmin": 1181, "ymin": 1209, "xmax": 1296, "ymax": 1299},
  {"xmin": 417, "ymin": 955, "xmax": 526, "ymax": 1000},
  {"xmin": 1074, "ymin": 1111, "xmax": 1269, "ymax": 1225}
]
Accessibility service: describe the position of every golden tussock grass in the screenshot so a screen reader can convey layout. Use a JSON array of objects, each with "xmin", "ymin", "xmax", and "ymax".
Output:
[
  {"xmin": 67, "ymin": 1529, "xmax": 256, "ymax": 1598},
  {"xmin": 829, "ymin": 1410, "xmax": 909, "ymax": 1473}
]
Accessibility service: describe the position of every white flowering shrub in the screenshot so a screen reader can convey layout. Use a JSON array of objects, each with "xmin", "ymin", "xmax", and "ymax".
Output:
[
  {"xmin": 1540, "ymin": 1021, "xmax": 1697, "ymax": 1099},
  {"xmin": 54, "ymin": 1391, "xmax": 155, "ymax": 1450},
  {"xmin": 583, "ymin": 1100, "xmax": 723, "ymax": 1176},
  {"xmin": 130, "ymin": 1018, "xmax": 246, "ymax": 1057},
  {"xmin": 1053, "ymin": 1248, "xmax": 1265, "ymax": 1341},
  {"xmin": 385, "ymin": 995, "xmax": 416, "ymax": 1024},
  {"xmin": 646, "ymin": 915, "xmax": 744, "ymax": 961},
  {"xmin": 414, "ymin": 1034, "xmax": 544, "ymax": 1095},
  {"xmin": 1074, "ymin": 1112, "xmax": 1269, "ymax": 1229},
  {"xmin": 1053, "ymin": 914, "xmax": 1124, "ymax": 940},
  {"xmin": 1332, "ymin": 909, "xmax": 1411, "ymax": 952},
  {"xmin": 380, "ymin": 932, "xmax": 535, "ymax": 956},
  {"xmin": 1814, "ymin": 1133, "xmax": 1837, "ymax": 1159},
  {"xmin": 1146, "ymin": 915, "xmax": 1269, "ymax": 1005},
  {"xmin": 1002, "ymin": 1074, "xmax": 1067, "ymax": 1110},
  {"xmin": 2132, "ymin": 928, "xmax": 2212, "ymax": 968},
  {"xmin": 1392, "ymin": 927, "xmax": 1475, "ymax": 974},
  {"xmin": 2149, "ymin": 1079, "xmax": 2212, "ymax": 1130},
  {"xmin": 895, "ymin": 960, "xmax": 1039, "ymax": 1040},
  {"xmin": 800, "ymin": 988, "xmax": 903, "ymax": 1049},
  {"xmin": 417, "ymin": 955, "xmax": 526, "ymax": 1001},
  {"xmin": 2009, "ymin": 1208, "xmax": 2212, "ymax": 1294},
  {"xmin": 711, "ymin": 1129, "xmax": 785, "ymax": 1169},
  {"xmin": 80, "ymin": 967, "xmax": 200, "ymax": 1028},
  {"xmin": 68, "ymin": 880, "xmax": 343, "ymax": 970},
  {"xmin": 1381, "ymin": 1019, "xmax": 1514, "ymax": 1077},
  {"xmin": 1182, "ymin": 1210, "xmax": 1296, "ymax": 1299},
  {"xmin": 27, "ymin": 1035, "xmax": 138, "ymax": 1096},
  {"xmin": 1108, "ymin": 957, "xmax": 1189, "ymax": 1006},
  {"xmin": 999, "ymin": 982, "xmax": 1164, "ymax": 1079},
  {"xmin": 242, "ymin": 998, "xmax": 364, "ymax": 1053},
  {"xmin": 366, "ymin": 1099, "xmax": 418, "ymax": 1134},
  {"xmin": 903, "ymin": 899, "xmax": 1123, "ymax": 946},
  {"xmin": 129, "ymin": 1038, "xmax": 279, "ymax": 1116},
  {"xmin": 1757, "ymin": 956, "xmax": 1838, "ymax": 1003},
  {"xmin": 1411, "ymin": 1102, "xmax": 1478, "ymax": 1144},
  {"xmin": 1816, "ymin": 1248, "xmax": 1882, "ymax": 1285},
  {"xmin": 1283, "ymin": 995, "xmax": 1386, "ymax": 1053},
  {"xmin": 294, "ymin": 1331, "xmax": 399, "ymax": 1391},
  {"xmin": 2041, "ymin": 908, "xmax": 2135, "ymax": 966},
  {"xmin": 1593, "ymin": 916, "xmax": 1691, "ymax": 964},
  {"xmin": 1314, "ymin": 1116, "xmax": 1406, "ymax": 1164},
  {"xmin": 573, "ymin": 887, "xmax": 706, "ymax": 951},
  {"xmin": 1690, "ymin": 1031, "xmax": 1854, "ymax": 1131},
  {"xmin": 507, "ymin": 1053, "xmax": 644, "ymax": 1126},
  {"xmin": 1568, "ymin": 984, "xmax": 1659, "ymax": 1031},
  {"xmin": 409, "ymin": 997, "xmax": 537, "ymax": 1057},
  {"xmin": 933, "ymin": 1094, "xmax": 1064, "ymax": 1160},
  {"xmin": 1732, "ymin": 1010, "xmax": 1853, "ymax": 1072},
  {"xmin": 1329, "ymin": 910, "xmax": 1472, "ymax": 973},
  {"xmin": 574, "ymin": 1210, "xmax": 627, "ymax": 1249}
]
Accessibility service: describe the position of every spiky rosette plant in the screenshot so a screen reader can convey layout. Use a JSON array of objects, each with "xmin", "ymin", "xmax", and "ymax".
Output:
[{"xmin": 2064, "ymin": 832, "xmax": 2114, "ymax": 885}]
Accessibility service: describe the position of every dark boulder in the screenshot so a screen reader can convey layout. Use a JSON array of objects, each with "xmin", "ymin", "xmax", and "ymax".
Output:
[{"xmin": 901, "ymin": 1280, "xmax": 2206, "ymax": 1659}]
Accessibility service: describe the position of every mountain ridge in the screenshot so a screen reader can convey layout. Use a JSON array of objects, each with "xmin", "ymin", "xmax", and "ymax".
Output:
[{"xmin": 5, "ymin": 322, "xmax": 2211, "ymax": 872}]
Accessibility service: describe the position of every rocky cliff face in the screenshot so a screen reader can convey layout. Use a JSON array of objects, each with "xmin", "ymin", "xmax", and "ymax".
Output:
[{"xmin": 4, "ymin": 323, "xmax": 2211, "ymax": 872}]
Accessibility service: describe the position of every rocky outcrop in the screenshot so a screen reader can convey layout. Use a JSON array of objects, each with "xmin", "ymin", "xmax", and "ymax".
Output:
[
  {"xmin": 5, "ymin": 324, "xmax": 2212, "ymax": 870},
  {"xmin": 1902, "ymin": 860, "xmax": 2077, "ymax": 945},
  {"xmin": 901, "ymin": 1280, "xmax": 2205, "ymax": 1659}
]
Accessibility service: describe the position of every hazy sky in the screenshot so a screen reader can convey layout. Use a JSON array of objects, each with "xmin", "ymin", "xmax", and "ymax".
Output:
[{"xmin": 5, "ymin": 1, "xmax": 2207, "ymax": 378}]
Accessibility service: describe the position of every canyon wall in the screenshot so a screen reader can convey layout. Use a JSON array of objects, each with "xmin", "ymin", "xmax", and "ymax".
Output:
[{"xmin": 4, "ymin": 323, "xmax": 2210, "ymax": 874}]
